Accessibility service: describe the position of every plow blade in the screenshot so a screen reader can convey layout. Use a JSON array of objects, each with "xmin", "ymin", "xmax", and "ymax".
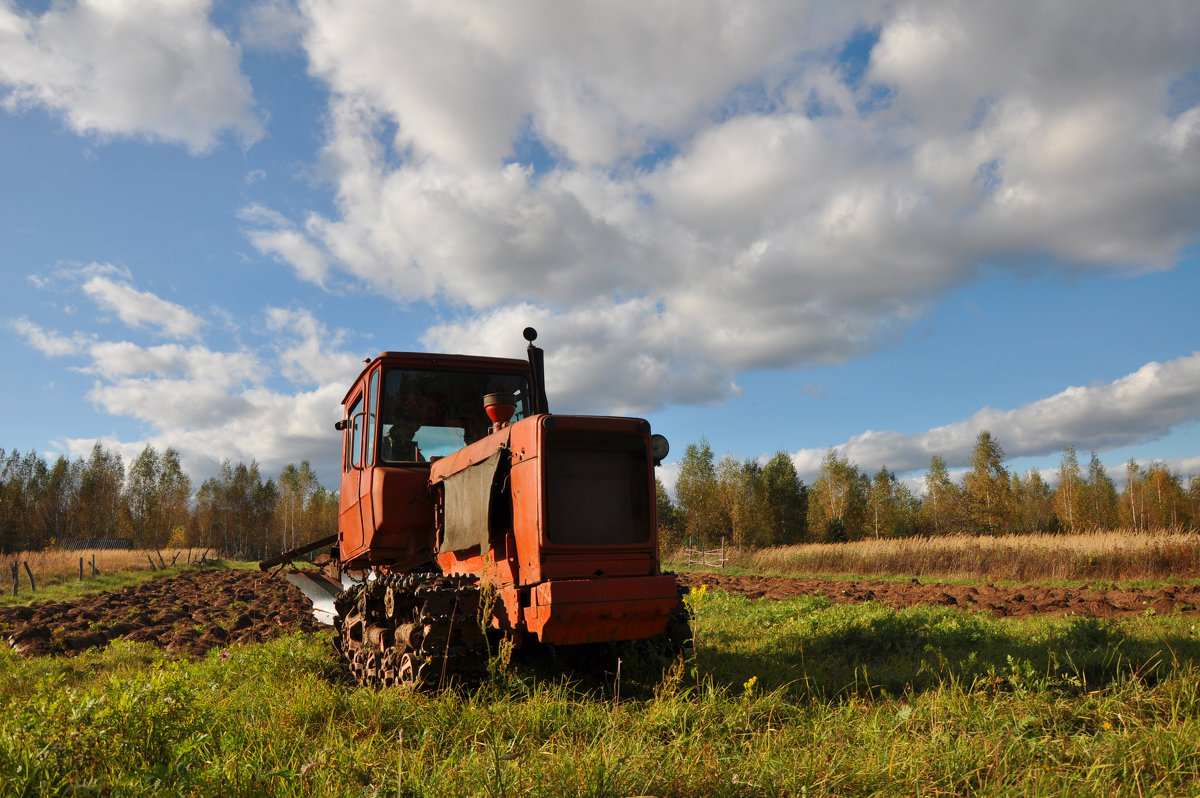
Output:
[{"xmin": 285, "ymin": 570, "xmax": 355, "ymax": 625}]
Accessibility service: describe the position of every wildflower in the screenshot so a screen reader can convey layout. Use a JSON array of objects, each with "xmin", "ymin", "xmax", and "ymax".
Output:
[
  {"xmin": 219, "ymin": 650, "xmax": 230, "ymax": 662},
  {"xmin": 743, "ymin": 675, "xmax": 758, "ymax": 695}
]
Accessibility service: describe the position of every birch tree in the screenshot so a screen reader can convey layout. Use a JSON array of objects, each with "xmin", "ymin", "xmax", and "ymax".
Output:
[
  {"xmin": 962, "ymin": 431, "xmax": 1010, "ymax": 535},
  {"xmin": 1053, "ymin": 446, "xmax": 1082, "ymax": 532}
]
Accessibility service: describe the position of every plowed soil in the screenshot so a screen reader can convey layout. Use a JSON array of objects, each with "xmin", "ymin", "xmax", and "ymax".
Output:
[
  {"xmin": 677, "ymin": 572, "xmax": 1200, "ymax": 618},
  {"xmin": 5, "ymin": 568, "xmax": 1200, "ymax": 660},
  {"xmin": 0, "ymin": 567, "xmax": 320, "ymax": 659}
]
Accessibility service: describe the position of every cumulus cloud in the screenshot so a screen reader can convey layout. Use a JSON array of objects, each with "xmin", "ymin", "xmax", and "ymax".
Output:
[
  {"xmin": 14, "ymin": 270, "xmax": 366, "ymax": 483},
  {"xmin": 265, "ymin": 306, "xmax": 364, "ymax": 385},
  {"xmin": 82, "ymin": 276, "xmax": 207, "ymax": 339},
  {"xmin": 240, "ymin": 204, "xmax": 332, "ymax": 285},
  {"xmin": 63, "ymin": 332, "xmax": 356, "ymax": 481},
  {"xmin": 58, "ymin": 379, "xmax": 350, "ymax": 482},
  {"xmin": 789, "ymin": 351, "xmax": 1200, "ymax": 482},
  {"xmin": 423, "ymin": 302, "xmax": 740, "ymax": 415},
  {"xmin": 9, "ymin": 317, "xmax": 91, "ymax": 357},
  {"xmin": 20, "ymin": 264, "xmax": 204, "ymax": 340},
  {"xmin": 239, "ymin": 0, "xmax": 1200, "ymax": 414},
  {"xmin": 238, "ymin": 0, "xmax": 306, "ymax": 54},
  {"xmin": 0, "ymin": 0, "xmax": 261, "ymax": 152},
  {"xmin": 82, "ymin": 341, "xmax": 259, "ymax": 384}
]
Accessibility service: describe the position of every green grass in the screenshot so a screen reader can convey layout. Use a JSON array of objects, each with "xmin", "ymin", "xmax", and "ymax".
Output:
[{"xmin": 3, "ymin": 589, "xmax": 1200, "ymax": 796}]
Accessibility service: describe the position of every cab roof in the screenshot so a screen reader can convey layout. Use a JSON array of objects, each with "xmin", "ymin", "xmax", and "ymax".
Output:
[{"xmin": 341, "ymin": 351, "xmax": 530, "ymax": 405}]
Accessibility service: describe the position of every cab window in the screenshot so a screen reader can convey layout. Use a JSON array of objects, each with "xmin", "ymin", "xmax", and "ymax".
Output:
[
  {"xmin": 378, "ymin": 368, "xmax": 531, "ymax": 463},
  {"xmin": 345, "ymin": 392, "xmax": 363, "ymax": 471}
]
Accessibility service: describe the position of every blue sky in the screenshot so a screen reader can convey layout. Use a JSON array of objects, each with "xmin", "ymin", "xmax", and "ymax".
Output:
[{"xmin": 2, "ymin": 0, "xmax": 1198, "ymax": 494}]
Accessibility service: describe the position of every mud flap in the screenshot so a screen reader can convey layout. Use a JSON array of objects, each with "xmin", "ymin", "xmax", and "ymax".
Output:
[{"xmin": 440, "ymin": 448, "xmax": 504, "ymax": 555}]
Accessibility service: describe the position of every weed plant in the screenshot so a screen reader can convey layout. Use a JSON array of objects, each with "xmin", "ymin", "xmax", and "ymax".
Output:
[{"xmin": 3, "ymin": 587, "xmax": 1200, "ymax": 796}]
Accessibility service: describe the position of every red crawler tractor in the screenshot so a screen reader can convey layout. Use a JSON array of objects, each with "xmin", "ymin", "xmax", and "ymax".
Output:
[{"xmin": 263, "ymin": 328, "xmax": 688, "ymax": 688}]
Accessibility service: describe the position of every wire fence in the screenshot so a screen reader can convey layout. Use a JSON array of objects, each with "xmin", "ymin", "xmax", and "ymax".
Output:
[
  {"xmin": 685, "ymin": 537, "xmax": 728, "ymax": 569},
  {"xmin": 4, "ymin": 548, "xmax": 212, "ymax": 597}
]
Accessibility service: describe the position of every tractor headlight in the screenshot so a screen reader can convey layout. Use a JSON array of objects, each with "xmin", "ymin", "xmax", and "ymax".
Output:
[{"xmin": 651, "ymin": 434, "xmax": 670, "ymax": 465}]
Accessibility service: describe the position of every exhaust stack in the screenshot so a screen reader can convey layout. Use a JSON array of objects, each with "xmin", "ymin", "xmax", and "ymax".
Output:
[{"xmin": 524, "ymin": 327, "xmax": 550, "ymax": 415}]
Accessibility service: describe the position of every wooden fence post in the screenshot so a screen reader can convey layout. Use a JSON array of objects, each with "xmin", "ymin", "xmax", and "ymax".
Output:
[
  {"xmin": 91, "ymin": 554, "xmax": 98, "ymax": 577},
  {"xmin": 10, "ymin": 561, "xmax": 17, "ymax": 596},
  {"xmin": 79, "ymin": 557, "xmax": 84, "ymax": 582},
  {"xmin": 23, "ymin": 561, "xmax": 35, "ymax": 592},
  {"xmin": 720, "ymin": 537, "xmax": 726, "ymax": 568},
  {"xmin": 147, "ymin": 555, "xmax": 157, "ymax": 571},
  {"xmin": 156, "ymin": 550, "xmax": 166, "ymax": 568}
]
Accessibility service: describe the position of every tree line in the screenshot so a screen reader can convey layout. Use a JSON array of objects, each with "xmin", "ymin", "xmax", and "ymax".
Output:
[
  {"xmin": 661, "ymin": 431, "xmax": 1200, "ymax": 547},
  {"xmin": 6, "ymin": 430, "xmax": 1197, "ymax": 558},
  {"xmin": 0, "ymin": 444, "xmax": 336, "ymax": 559},
  {"xmin": 661, "ymin": 440, "xmax": 809, "ymax": 551}
]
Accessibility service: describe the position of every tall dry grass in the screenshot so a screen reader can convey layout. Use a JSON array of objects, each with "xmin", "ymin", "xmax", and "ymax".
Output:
[
  {"xmin": 0, "ymin": 547, "xmax": 211, "ymax": 592},
  {"xmin": 722, "ymin": 528, "xmax": 1200, "ymax": 583}
]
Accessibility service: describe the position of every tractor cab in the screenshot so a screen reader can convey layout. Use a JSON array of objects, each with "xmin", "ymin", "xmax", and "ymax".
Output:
[{"xmin": 338, "ymin": 351, "xmax": 533, "ymax": 570}]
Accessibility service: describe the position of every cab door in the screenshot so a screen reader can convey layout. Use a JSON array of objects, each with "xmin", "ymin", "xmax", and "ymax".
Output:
[
  {"xmin": 357, "ymin": 368, "xmax": 380, "ymax": 542},
  {"xmin": 339, "ymin": 385, "xmax": 366, "ymax": 556}
]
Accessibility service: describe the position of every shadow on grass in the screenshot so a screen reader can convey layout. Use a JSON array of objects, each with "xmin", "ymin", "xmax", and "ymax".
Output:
[
  {"xmin": 306, "ymin": 588, "xmax": 1200, "ymax": 706},
  {"xmin": 691, "ymin": 591, "xmax": 1200, "ymax": 701}
]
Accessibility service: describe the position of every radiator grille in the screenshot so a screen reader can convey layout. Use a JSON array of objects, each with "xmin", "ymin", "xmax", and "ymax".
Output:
[{"xmin": 544, "ymin": 430, "xmax": 652, "ymax": 546}]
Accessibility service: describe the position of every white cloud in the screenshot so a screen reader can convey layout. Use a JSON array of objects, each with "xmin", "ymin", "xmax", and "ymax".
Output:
[
  {"xmin": 58, "ymin": 378, "xmax": 347, "ymax": 480},
  {"xmin": 13, "ymin": 269, "xmax": 367, "ymax": 484},
  {"xmin": 240, "ymin": 204, "xmax": 332, "ymax": 285},
  {"xmin": 265, "ymin": 306, "xmax": 365, "ymax": 385},
  {"xmin": 0, "ymin": 0, "xmax": 262, "ymax": 152},
  {"xmin": 83, "ymin": 341, "xmax": 259, "ymax": 384},
  {"xmin": 789, "ymin": 351, "xmax": 1200, "ymax": 482},
  {"xmin": 88, "ymin": 376, "xmax": 256, "ymax": 431},
  {"xmin": 239, "ymin": 0, "xmax": 306, "ymax": 54},
  {"xmin": 82, "ymin": 275, "xmax": 207, "ymax": 339},
  {"xmin": 296, "ymin": 0, "xmax": 824, "ymax": 169},
  {"xmin": 423, "ymin": 301, "xmax": 739, "ymax": 415},
  {"xmin": 9, "ymin": 317, "xmax": 90, "ymax": 357},
  {"xmin": 239, "ymin": 0, "xmax": 1200, "ymax": 415},
  {"xmin": 73, "ymin": 367, "xmax": 349, "ymax": 481}
]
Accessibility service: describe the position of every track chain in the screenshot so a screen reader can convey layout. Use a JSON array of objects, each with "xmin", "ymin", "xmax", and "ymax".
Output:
[{"xmin": 333, "ymin": 573, "xmax": 487, "ymax": 690}]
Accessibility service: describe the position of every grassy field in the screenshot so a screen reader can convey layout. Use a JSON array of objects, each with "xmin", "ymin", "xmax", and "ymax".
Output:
[
  {"xmin": 0, "ymin": 547, "xmax": 213, "ymax": 607},
  {"xmin": 694, "ymin": 529, "xmax": 1200, "ymax": 584},
  {"xmin": 3, "ymin": 570, "xmax": 1200, "ymax": 796}
]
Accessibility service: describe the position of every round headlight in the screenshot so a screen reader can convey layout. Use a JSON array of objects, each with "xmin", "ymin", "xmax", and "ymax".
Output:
[{"xmin": 651, "ymin": 433, "xmax": 670, "ymax": 463}]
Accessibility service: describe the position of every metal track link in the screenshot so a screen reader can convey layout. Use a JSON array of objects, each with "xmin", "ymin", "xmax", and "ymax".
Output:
[{"xmin": 333, "ymin": 573, "xmax": 488, "ymax": 690}]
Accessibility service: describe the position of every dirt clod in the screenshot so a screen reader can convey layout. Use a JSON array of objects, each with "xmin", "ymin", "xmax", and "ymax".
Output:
[
  {"xmin": 4, "ymin": 567, "xmax": 1198, "ymax": 661},
  {"xmin": 0, "ymin": 568, "xmax": 320, "ymax": 659}
]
